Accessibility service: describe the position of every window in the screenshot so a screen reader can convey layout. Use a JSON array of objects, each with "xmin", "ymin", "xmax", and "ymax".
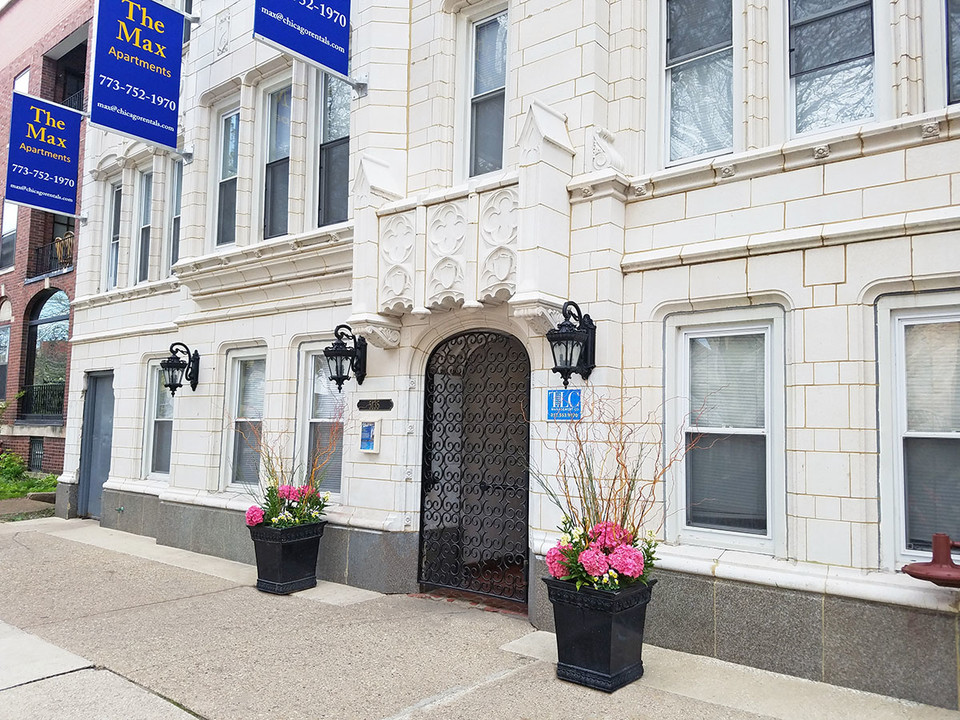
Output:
[
  {"xmin": 0, "ymin": 202, "xmax": 17, "ymax": 270},
  {"xmin": 304, "ymin": 354, "xmax": 344, "ymax": 494},
  {"xmin": 666, "ymin": 0, "xmax": 733, "ymax": 162},
  {"xmin": 13, "ymin": 69, "xmax": 29, "ymax": 93},
  {"xmin": 788, "ymin": 0, "xmax": 874, "ymax": 134},
  {"xmin": 891, "ymin": 311, "xmax": 960, "ymax": 554},
  {"xmin": 0, "ymin": 326, "xmax": 10, "ymax": 399},
  {"xmin": 169, "ymin": 160, "xmax": 183, "ymax": 270},
  {"xmin": 949, "ymin": 0, "xmax": 960, "ymax": 104},
  {"xmin": 666, "ymin": 307, "xmax": 785, "ymax": 553},
  {"xmin": 318, "ymin": 74, "xmax": 350, "ymax": 226},
  {"xmin": 29, "ymin": 438, "xmax": 43, "ymax": 472},
  {"xmin": 230, "ymin": 355, "xmax": 265, "ymax": 485},
  {"xmin": 264, "ymin": 86, "xmax": 291, "ymax": 239},
  {"xmin": 217, "ymin": 110, "xmax": 239, "ymax": 246},
  {"xmin": 182, "ymin": 0, "xmax": 193, "ymax": 44},
  {"xmin": 469, "ymin": 11, "xmax": 507, "ymax": 177},
  {"xmin": 145, "ymin": 365, "xmax": 173, "ymax": 475},
  {"xmin": 137, "ymin": 171, "xmax": 153, "ymax": 283},
  {"xmin": 106, "ymin": 183, "xmax": 122, "ymax": 289},
  {"xmin": 23, "ymin": 290, "xmax": 69, "ymax": 418}
]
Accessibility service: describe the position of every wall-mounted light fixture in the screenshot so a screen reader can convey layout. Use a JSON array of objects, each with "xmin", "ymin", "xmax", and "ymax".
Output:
[
  {"xmin": 323, "ymin": 324, "xmax": 367, "ymax": 392},
  {"xmin": 545, "ymin": 300, "xmax": 596, "ymax": 387},
  {"xmin": 161, "ymin": 342, "xmax": 200, "ymax": 397}
]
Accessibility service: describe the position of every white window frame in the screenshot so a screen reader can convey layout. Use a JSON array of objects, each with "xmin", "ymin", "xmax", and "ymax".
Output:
[
  {"xmin": 142, "ymin": 362, "xmax": 173, "ymax": 479},
  {"xmin": 166, "ymin": 158, "xmax": 183, "ymax": 275},
  {"xmin": 223, "ymin": 348, "xmax": 267, "ymax": 489},
  {"xmin": 105, "ymin": 181, "xmax": 122, "ymax": 290},
  {"xmin": 878, "ymin": 291, "xmax": 960, "ymax": 569},
  {"xmin": 135, "ymin": 169, "xmax": 153, "ymax": 284},
  {"xmin": 661, "ymin": 0, "xmax": 740, "ymax": 166},
  {"xmin": 215, "ymin": 104, "xmax": 240, "ymax": 247},
  {"xmin": 921, "ymin": 0, "xmax": 955, "ymax": 110},
  {"xmin": 0, "ymin": 201, "xmax": 18, "ymax": 271},
  {"xmin": 262, "ymin": 80, "xmax": 292, "ymax": 240},
  {"xmin": 784, "ymin": 0, "xmax": 892, "ymax": 139},
  {"xmin": 297, "ymin": 344, "xmax": 346, "ymax": 500},
  {"xmin": 664, "ymin": 305, "xmax": 786, "ymax": 556},
  {"xmin": 316, "ymin": 72, "xmax": 351, "ymax": 228},
  {"xmin": 454, "ymin": 1, "xmax": 509, "ymax": 182}
]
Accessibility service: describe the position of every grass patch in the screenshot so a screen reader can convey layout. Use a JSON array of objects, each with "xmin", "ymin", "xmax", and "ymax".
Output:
[
  {"xmin": 0, "ymin": 474, "xmax": 58, "ymax": 499},
  {"xmin": 0, "ymin": 507, "xmax": 55, "ymax": 522},
  {"xmin": 0, "ymin": 452, "xmax": 57, "ymax": 499}
]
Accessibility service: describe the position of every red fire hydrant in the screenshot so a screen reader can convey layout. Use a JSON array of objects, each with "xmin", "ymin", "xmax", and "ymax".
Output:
[{"xmin": 901, "ymin": 534, "xmax": 960, "ymax": 588}]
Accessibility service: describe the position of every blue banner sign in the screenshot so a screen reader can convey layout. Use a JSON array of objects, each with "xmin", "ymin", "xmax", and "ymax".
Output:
[
  {"xmin": 254, "ymin": 0, "xmax": 350, "ymax": 79},
  {"xmin": 5, "ymin": 93, "xmax": 83, "ymax": 216},
  {"xmin": 90, "ymin": 0, "xmax": 184, "ymax": 149},
  {"xmin": 548, "ymin": 389, "xmax": 581, "ymax": 422}
]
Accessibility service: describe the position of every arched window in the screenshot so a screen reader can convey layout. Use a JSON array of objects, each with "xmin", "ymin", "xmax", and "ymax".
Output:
[{"xmin": 23, "ymin": 290, "xmax": 69, "ymax": 418}]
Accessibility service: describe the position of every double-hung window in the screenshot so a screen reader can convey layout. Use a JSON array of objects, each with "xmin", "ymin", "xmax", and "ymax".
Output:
[
  {"xmin": 264, "ymin": 86, "xmax": 291, "ymax": 239},
  {"xmin": 318, "ymin": 74, "xmax": 350, "ymax": 227},
  {"xmin": 217, "ymin": 110, "xmax": 239, "ymax": 246},
  {"xmin": 106, "ymin": 183, "xmax": 122, "ymax": 289},
  {"xmin": 168, "ymin": 160, "xmax": 183, "ymax": 270},
  {"xmin": 667, "ymin": 308, "xmax": 785, "ymax": 553},
  {"xmin": 145, "ymin": 364, "xmax": 173, "ymax": 475},
  {"xmin": 949, "ymin": 0, "xmax": 960, "ymax": 104},
  {"xmin": 230, "ymin": 355, "xmax": 266, "ymax": 485},
  {"xmin": 469, "ymin": 11, "xmax": 507, "ymax": 177},
  {"xmin": 0, "ymin": 202, "xmax": 17, "ymax": 270},
  {"xmin": 665, "ymin": 0, "xmax": 733, "ymax": 162},
  {"xmin": 0, "ymin": 325, "xmax": 10, "ymax": 399},
  {"xmin": 788, "ymin": 0, "xmax": 874, "ymax": 134},
  {"xmin": 891, "ymin": 311, "xmax": 960, "ymax": 554},
  {"xmin": 136, "ymin": 171, "xmax": 153, "ymax": 283},
  {"xmin": 304, "ymin": 354, "xmax": 344, "ymax": 494}
]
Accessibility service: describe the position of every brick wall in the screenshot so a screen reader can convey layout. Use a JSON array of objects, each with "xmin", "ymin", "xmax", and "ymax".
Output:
[{"xmin": 0, "ymin": 0, "xmax": 93, "ymax": 473}]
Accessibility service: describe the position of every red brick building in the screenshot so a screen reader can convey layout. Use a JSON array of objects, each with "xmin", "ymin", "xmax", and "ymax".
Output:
[{"xmin": 0, "ymin": 0, "xmax": 93, "ymax": 473}]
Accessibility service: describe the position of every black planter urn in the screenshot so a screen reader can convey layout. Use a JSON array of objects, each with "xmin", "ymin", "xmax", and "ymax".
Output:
[
  {"xmin": 248, "ymin": 521, "xmax": 327, "ymax": 594},
  {"xmin": 543, "ymin": 576, "xmax": 656, "ymax": 692}
]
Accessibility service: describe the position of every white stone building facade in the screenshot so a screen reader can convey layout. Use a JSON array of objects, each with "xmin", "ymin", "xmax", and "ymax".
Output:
[{"xmin": 61, "ymin": 0, "xmax": 960, "ymax": 707}]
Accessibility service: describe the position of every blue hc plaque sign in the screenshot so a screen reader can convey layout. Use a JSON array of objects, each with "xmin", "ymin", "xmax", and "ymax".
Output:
[
  {"xmin": 89, "ymin": 0, "xmax": 185, "ymax": 149},
  {"xmin": 254, "ymin": 0, "xmax": 351, "ymax": 79},
  {"xmin": 548, "ymin": 389, "xmax": 581, "ymax": 421}
]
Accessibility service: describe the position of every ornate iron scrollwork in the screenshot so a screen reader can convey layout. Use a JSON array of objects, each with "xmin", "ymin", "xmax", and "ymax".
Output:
[{"xmin": 419, "ymin": 331, "xmax": 531, "ymax": 603}]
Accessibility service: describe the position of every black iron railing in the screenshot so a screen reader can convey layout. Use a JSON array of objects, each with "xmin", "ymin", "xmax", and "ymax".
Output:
[
  {"xmin": 19, "ymin": 383, "xmax": 66, "ymax": 419},
  {"xmin": 31, "ymin": 236, "xmax": 74, "ymax": 278},
  {"xmin": 63, "ymin": 90, "xmax": 84, "ymax": 111}
]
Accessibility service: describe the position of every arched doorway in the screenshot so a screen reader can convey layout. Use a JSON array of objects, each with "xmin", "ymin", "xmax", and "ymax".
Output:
[{"xmin": 419, "ymin": 330, "xmax": 530, "ymax": 604}]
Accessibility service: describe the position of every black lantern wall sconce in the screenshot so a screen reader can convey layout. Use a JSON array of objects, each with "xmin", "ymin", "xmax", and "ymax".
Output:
[
  {"xmin": 546, "ymin": 300, "xmax": 596, "ymax": 387},
  {"xmin": 323, "ymin": 324, "xmax": 367, "ymax": 392},
  {"xmin": 161, "ymin": 342, "xmax": 200, "ymax": 397}
]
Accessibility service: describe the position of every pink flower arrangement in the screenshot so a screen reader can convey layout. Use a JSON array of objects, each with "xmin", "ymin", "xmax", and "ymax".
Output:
[
  {"xmin": 245, "ymin": 506, "xmax": 265, "ymax": 526},
  {"xmin": 277, "ymin": 485, "xmax": 299, "ymax": 501},
  {"xmin": 546, "ymin": 518, "xmax": 656, "ymax": 591}
]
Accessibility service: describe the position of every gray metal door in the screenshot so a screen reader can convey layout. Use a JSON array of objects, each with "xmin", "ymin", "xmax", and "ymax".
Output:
[{"xmin": 78, "ymin": 372, "xmax": 115, "ymax": 519}]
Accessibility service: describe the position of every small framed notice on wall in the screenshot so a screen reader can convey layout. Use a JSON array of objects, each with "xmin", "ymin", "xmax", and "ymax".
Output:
[{"xmin": 359, "ymin": 420, "xmax": 380, "ymax": 453}]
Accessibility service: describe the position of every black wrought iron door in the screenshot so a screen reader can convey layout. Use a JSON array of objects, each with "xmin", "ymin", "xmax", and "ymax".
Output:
[{"xmin": 419, "ymin": 331, "xmax": 530, "ymax": 603}]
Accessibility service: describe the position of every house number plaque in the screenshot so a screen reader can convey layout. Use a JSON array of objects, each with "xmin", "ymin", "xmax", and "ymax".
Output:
[{"xmin": 357, "ymin": 399, "xmax": 393, "ymax": 412}]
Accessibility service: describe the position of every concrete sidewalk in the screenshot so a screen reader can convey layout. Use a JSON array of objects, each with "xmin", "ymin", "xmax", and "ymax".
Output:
[{"xmin": 0, "ymin": 518, "xmax": 955, "ymax": 720}]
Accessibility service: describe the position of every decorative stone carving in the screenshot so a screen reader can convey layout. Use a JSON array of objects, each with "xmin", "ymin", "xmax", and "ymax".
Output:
[
  {"xmin": 478, "ymin": 188, "xmax": 518, "ymax": 303},
  {"xmin": 509, "ymin": 301, "xmax": 563, "ymax": 336},
  {"xmin": 719, "ymin": 165, "xmax": 736, "ymax": 179},
  {"xmin": 426, "ymin": 202, "xmax": 467, "ymax": 308},
  {"xmin": 379, "ymin": 212, "xmax": 415, "ymax": 315},
  {"xmin": 590, "ymin": 127, "xmax": 626, "ymax": 173},
  {"xmin": 813, "ymin": 145, "xmax": 830, "ymax": 160},
  {"xmin": 921, "ymin": 122, "xmax": 941, "ymax": 139},
  {"xmin": 215, "ymin": 9, "xmax": 230, "ymax": 57},
  {"xmin": 632, "ymin": 182, "xmax": 651, "ymax": 198},
  {"xmin": 353, "ymin": 323, "xmax": 401, "ymax": 349},
  {"xmin": 518, "ymin": 99, "xmax": 575, "ymax": 166}
]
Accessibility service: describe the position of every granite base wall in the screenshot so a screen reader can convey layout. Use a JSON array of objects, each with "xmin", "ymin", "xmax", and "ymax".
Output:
[
  {"xmin": 530, "ymin": 562, "xmax": 960, "ymax": 710},
  {"xmin": 97, "ymin": 489, "xmax": 420, "ymax": 594},
  {"xmin": 54, "ymin": 481, "xmax": 77, "ymax": 519}
]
